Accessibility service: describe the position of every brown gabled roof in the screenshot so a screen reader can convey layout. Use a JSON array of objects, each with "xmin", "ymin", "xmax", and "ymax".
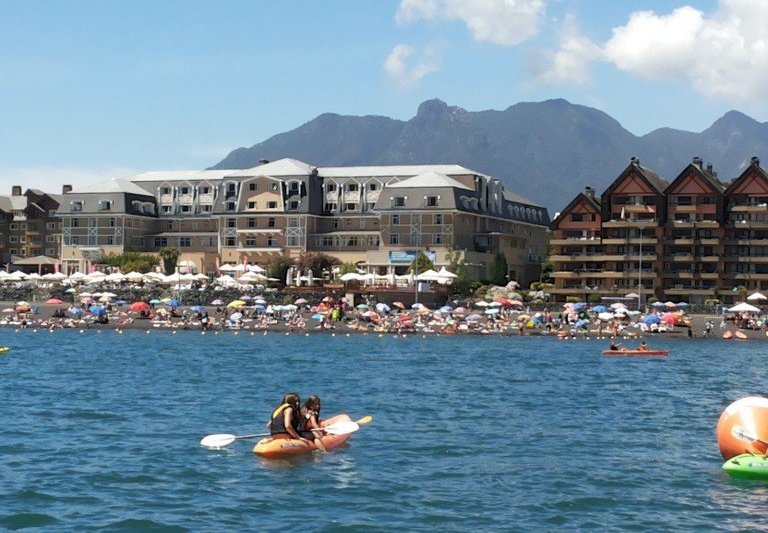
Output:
[
  {"xmin": 665, "ymin": 160, "xmax": 726, "ymax": 195},
  {"xmin": 634, "ymin": 163, "xmax": 669, "ymax": 194},
  {"xmin": 723, "ymin": 156, "xmax": 768, "ymax": 195},
  {"xmin": 550, "ymin": 190, "xmax": 601, "ymax": 230}
]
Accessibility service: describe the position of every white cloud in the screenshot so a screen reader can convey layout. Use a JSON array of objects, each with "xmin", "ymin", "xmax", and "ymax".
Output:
[
  {"xmin": 531, "ymin": 0, "xmax": 768, "ymax": 104},
  {"xmin": 384, "ymin": 44, "xmax": 440, "ymax": 89},
  {"xmin": 0, "ymin": 166, "xmax": 139, "ymax": 195},
  {"xmin": 396, "ymin": 0, "xmax": 546, "ymax": 46},
  {"xmin": 532, "ymin": 13, "xmax": 601, "ymax": 85}
]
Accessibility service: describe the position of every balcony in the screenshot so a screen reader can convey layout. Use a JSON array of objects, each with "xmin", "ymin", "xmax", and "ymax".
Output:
[
  {"xmin": 671, "ymin": 205, "xmax": 697, "ymax": 213},
  {"xmin": 700, "ymin": 238, "xmax": 720, "ymax": 245},
  {"xmin": 672, "ymin": 238, "xmax": 694, "ymax": 245},
  {"xmin": 730, "ymin": 204, "xmax": 768, "ymax": 212},
  {"xmin": 549, "ymin": 237, "xmax": 601, "ymax": 245},
  {"xmin": 159, "ymin": 194, "xmax": 173, "ymax": 204}
]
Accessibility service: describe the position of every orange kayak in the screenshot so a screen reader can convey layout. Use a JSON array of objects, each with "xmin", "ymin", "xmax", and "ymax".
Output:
[
  {"xmin": 602, "ymin": 349, "xmax": 669, "ymax": 356},
  {"xmin": 253, "ymin": 414, "xmax": 353, "ymax": 458}
]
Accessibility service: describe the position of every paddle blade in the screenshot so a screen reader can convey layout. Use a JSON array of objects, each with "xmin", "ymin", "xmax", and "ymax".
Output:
[
  {"xmin": 732, "ymin": 425, "xmax": 758, "ymax": 443},
  {"xmin": 323, "ymin": 421, "xmax": 360, "ymax": 435},
  {"xmin": 356, "ymin": 415, "xmax": 373, "ymax": 426},
  {"xmin": 200, "ymin": 433, "xmax": 236, "ymax": 448}
]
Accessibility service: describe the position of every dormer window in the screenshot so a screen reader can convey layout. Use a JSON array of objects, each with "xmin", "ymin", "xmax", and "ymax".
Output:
[
  {"xmin": 226, "ymin": 201, "xmax": 236, "ymax": 211},
  {"xmin": 160, "ymin": 187, "xmax": 171, "ymax": 195},
  {"xmin": 71, "ymin": 201, "xmax": 83, "ymax": 212},
  {"xmin": 247, "ymin": 201, "xmax": 256, "ymax": 209},
  {"xmin": 326, "ymin": 183, "xmax": 336, "ymax": 192},
  {"xmin": 98, "ymin": 200, "xmax": 111, "ymax": 211},
  {"xmin": 369, "ymin": 183, "xmax": 377, "ymax": 191},
  {"xmin": 226, "ymin": 183, "xmax": 237, "ymax": 196},
  {"xmin": 143, "ymin": 203, "xmax": 155, "ymax": 214},
  {"xmin": 271, "ymin": 183, "xmax": 279, "ymax": 191},
  {"xmin": 288, "ymin": 182, "xmax": 300, "ymax": 194},
  {"xmin": 180, "ymin": 186, "xmax": 190, "ymax": 195},
  {"xmin": 347, "ymin": 183, "xmax": 359, "ymax": 192},
  {"xmin": 424, "ymin": 196, "xmax": 439, "ymax": 207},
  {"xmin": 288, "ymin": 201, "xmax": 299, "ymax": 210},
  {"xmin": 267, "ymin": 201, "xmax": 277, "ymax": 209},
  {"xmin": 392, "ymin": 196, "xmax": 405, "ymax": 207}
]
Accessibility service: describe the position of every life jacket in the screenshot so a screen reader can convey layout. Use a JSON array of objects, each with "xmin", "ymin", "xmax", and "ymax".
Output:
[{"xmin": 269, "ymin": 403, "xmax": 299, "ymax": 436}]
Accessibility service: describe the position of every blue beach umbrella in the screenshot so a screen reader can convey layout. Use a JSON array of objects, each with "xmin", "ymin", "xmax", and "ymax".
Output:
[
  {"xmin": 166, "ymin": 299, "xmax": 181, "ymax": 308},
  {"xmin": 115, "ymin": 300, "xmax": 127, "ymax": 305},
  {"xmin": 439, "ymin": 305, "xmax": 453, "ymax": 313},
  {"xmin": 191, "ymin": 305, "xmax": 205, "ymax": 313},
  {"xmin": 591, "ymin": 305, "xmax": 607, "ymax": 313},
  {"xmin": 652, "ymin": 301, "xmax": 665, "ymax": 308},
  {"xmin": 643, "ymin": 315, "xmax": 661, "ymax": 325},
  {"xmin": 68, "ymin": 307, "xmax": 83, "ymax": 317},
  {"xmin": 573, "ymin": 318, "xmax": 590, "ymax": 329},
  {"xmin": 311, "ymin": 313, "xmax": 325, "ymax": 320},
  {"xmin": 89, "ymin": 305, "xmax": 106, "ymax": 315},
  {"xmin": 149, "ymin": 299, "xmax": 161, "ymax": 305}
]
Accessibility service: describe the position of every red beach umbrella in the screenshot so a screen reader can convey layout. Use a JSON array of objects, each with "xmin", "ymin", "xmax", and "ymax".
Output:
[{"xmin": 129, "ymin": 301, "xmax": 150, "ymax": 313}]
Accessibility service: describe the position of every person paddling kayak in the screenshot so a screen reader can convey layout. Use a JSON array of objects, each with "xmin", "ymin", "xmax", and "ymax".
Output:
[
  {"xmin": 268, "ymin": 393, "xmax": 312, "ymax": 444},
  {"xmin": 299, "ymin": 395, "xmax": 327, "ymax": 452}
]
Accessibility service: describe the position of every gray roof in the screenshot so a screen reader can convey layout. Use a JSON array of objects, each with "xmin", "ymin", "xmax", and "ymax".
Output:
[
  {"xmin": 386, "ymin": 172, "xmax": 473, "ymax": 191},
  {"xmin": 73, "ymin": 178, "xmax": 155, "ymax": 196},
  {"xmin": 319, "ymin": 163, "xmax": 482, "ymax": 178}
]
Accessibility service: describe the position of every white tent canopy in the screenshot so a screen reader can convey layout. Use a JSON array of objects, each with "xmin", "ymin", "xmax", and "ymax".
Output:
[
  {"xmin": 747, "ymin": 292, "xmax": 768, "ymax": 301},
  {"xmin": 728, "ymin": 302, "xmax": 762, "ymax": 313}
]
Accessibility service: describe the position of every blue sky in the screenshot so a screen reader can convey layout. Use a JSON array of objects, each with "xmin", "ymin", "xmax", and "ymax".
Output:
[{"xmin": 1, "ymin": 0, "xmax": 762, "ymax": 193}]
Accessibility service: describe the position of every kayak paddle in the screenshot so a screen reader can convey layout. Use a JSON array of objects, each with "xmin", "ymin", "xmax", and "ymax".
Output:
[
  {"xmin": 200, "ymin": 415, "xmax": 373, "ymax": 449},
  {"xmin": 731, "ymin": 425, "xmax": 768, "ymax": 447}
]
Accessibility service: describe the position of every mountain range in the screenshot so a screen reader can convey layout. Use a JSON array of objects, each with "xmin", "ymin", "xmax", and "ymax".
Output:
[{"xmin": 212, "ymin": 98, "xmax": 768, "ymax": 213}]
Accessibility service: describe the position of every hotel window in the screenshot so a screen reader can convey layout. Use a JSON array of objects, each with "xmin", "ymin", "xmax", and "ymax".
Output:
[
  {"xmin": 247, "ymin": 202, "xmax": 256, "ymax": 209},
  {"xmin": 98, "ymin": 200, "xmax": 111, "ymax": 211},
  {"xmin": 106, "ymin": 236, "xmax": 114, "ymax": 245},
  {"xmin": 267, "ymin": 236, "xmax": 276, "ymax": 247},
  {"xmin": 179, "ymin": 237, "xmax": 191, "ymax": 247},
  {"xmin": 203, "ymin": 237, "xmax": 215, "ymax": 247},
  {"xmin": 389, "ymin": 233, "xmax": 399, "ymax": 245},
  {"xmin": 71, "ymin": 201, "xmax": 83, "ymax": 212},
  {"xmin": 249, "ymin": 183, "xmax": 257, "ymax": 191},
  {"xmin": 200, "ymin": 186, "xmax": 210, "ymax": 194},
  {"xmin": 287, "ymin": 218, "xmax": 300, "ymax": 228},
  {"xmin": 367, "ymin": 236, "xmax": 379, "ymax": 246},
  {"xmin": 245, "ymin": 237, "xmax": 257, "ymax": 247},
  {"xmin": 46, "ymin": 248, "xmax": 55, "ymax": 256},
  {"xmin": 201, "ymin": 205, "xmax": 212, "ymax": 213},
  {"xmin": 393, "ymin": 197, "xmax": 405, "ymax": 207},
  {"xmin": 287, "ymin": 236, "xmax": 299, "ymax": 246},
  {"xmin": 346, "ymin": 236, "xmax": 359, "ymax": 247},
  {"xmin": 154, "ymin": 237, "xmax": 167, "ymax": 247},
  {"xmin": 9, "ymin": 248, "xmax": 17, "ymax": 255},
  {"xmin": 326, "ymin": 183, "xmax": 336, "ymax": 192},
  {"xmin": 19, "ymin": 235, "xmax": 26, "ymax": 243},
  {"xmin": 325, "ymin": 203, "xmax": 337, "ymax": 212},
  {"xmin": 9, "ymin": 223, "xmax": 18, "ymax": 230},
  {"xmin": 369, "ymin": 183, "xmax": 377, "ymax": 191},
  {"xmin": 46, "ymin": 222, "xmax": 56, "ymax": 230},
  {"xmin": 288, "ymin": 201, "xmax": 299, "ymax": 210},
  {"xmin": 225, "ymin": 237, "xmax": 236, "ymax": 246},
  {"xmin": 434, "ymin": 234, "xmax": 443, "ymax": 245},
  {"xmin": 181, "ymin": 205, "xmax": 191, "ymax": 213},
  {"xmin": 46, "ymin": 235, "xmax": 55, "ymax": 243},
  {"xmin": 180, "ymin": 186, "xmax": 190, "ymax": 195},
  {"xmin": 160, "ymin": 187, "xmax": 171, "ymax": 194},
  {"xmin": 162, "ymin": 205, "xmax": 172, "ymax": 213},
  {"xmin": 392, "ymin": 214, "xmax": 400, "ymax": 225},
  {"xmin": 332, "ymin": 218, "xmax": 339, "ymax": 229},
  {"xmin": 226, "ymin": 201, "xmax": 236, "ymax": 211},
  {"xmin": 71, "ymin": 236, "xmax": 79, "ymax": 245},
  {"xmin": 267, "ymin": 218, "xmax": 276, "ymax": 228},
  {"xmin": 288, "ymin": 182, "xmax": 300, "ymax": 194},
  {"xmin": 226, "ymin": 183, "xmax": 237, "ymax": 195},
  {"xmin": 366, "ymin": 202, "xmax": 375, "ymax": 211},
  {"xmin": 247, "ymin": 218, "xmax": 256, "ymax": 228},
  {"xmin": 271, "ymin": 183, "xmax": 278, "ymax": 191},
  {"xmin": 9, "ymin": 236, "xmax": 18, "ymax": 243},
  {"xmin": 425, "ymin": 196, "xmax": 438, "ymax": 207},
  {"xmin": 322, "ymin": 236, "xmax": 335, "ymax": 247},
  {"xmin": 434, "ymin": 214, "xmax": 443, "ymax": 224},
  {"xmin": 226, "ymin": 218, "xmax": 236, "ymax": 228},
  {"xmin": 345, "ymin": 203, "xmax": 357, "ymax": 211},
  {"xmin": 347, "ymin": 183, "xmax": 358, "ymax": 192},
  {"xmin": 18, "ymin": 249, "xmax": 26, "ymax": 257},
  {"xmin": 267, "ymin": 201, "xmax": 277, "ymax": 209},
  {"xmin": 109, "ymin": 217, "xmax": 116, "ymax": 227}
]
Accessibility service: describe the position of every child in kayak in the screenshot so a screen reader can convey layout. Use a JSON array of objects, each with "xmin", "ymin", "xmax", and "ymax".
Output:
[
  {"xmin": 268, "ymin": 393, "xmax": 311, "ymax": 443},
  {"xmin": 299, "ymin": 395, "xmax": 327, "ymax": 452}
]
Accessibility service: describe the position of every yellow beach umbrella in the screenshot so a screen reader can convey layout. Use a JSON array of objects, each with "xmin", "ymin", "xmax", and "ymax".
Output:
[{"xmin": 227, "ymin": 300, "xmax": 246, "ymax": 308}]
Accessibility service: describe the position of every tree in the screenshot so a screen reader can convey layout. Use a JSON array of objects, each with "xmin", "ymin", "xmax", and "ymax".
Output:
[
  {"xmin": 102, "ymin": 252, "xmax": 158, "ymax": 273},
  {"xmin": 447, "ymin": 249, "xmax": 472, "ymax": 296},
  {"xmin": 266, "ymin": 256, "xmax": 294, "ymax": 285},
  {"xmin": 158, "ymin": 247, "xmax": 180, "ymax": 276},
  {"xmin": 294, "ymin": 251, "xmax": 340, "ymax": 275},
  {"xmin": 409, "ymin": 252, "xmax": 434, "ymax": 274},
  {"xmin": 489, "ymin": 252, "xmax": 508, "ymax": 286}
]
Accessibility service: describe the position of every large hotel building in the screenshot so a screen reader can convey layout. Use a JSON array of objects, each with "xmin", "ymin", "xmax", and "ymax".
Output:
[
  {"xmin": 550, "ymin": 156, "xmax": 768, "ymax": 305},
  {"xmin": 54, "ymin": 159, "xmax": 551, "ymax": 285}
]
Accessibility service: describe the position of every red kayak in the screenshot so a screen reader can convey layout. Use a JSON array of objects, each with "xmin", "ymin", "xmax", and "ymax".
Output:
[
  {"xmin": 252, "ymin": 414, "xmax": 354, "ymax": 458},
  {"xmin": 602, "ymin": 349, "xmax": 668, "ymax": 356}
]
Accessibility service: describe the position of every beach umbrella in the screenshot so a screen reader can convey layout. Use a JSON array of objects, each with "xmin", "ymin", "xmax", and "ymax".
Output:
[
  {"xmin": 64, "ymin": 288, "xmax": 77, "ymax": 293},
  {"xmin": 114, "ymin": 300, "xmax": 127, "ymax": 305},
  {"xmin": 68, "ymin": 307, "xmax": 83, "ymax": 317},
  {"xmin": 439, "ymin": 305, "xmax": 453, "ymax": 313},
  {"xmin": 89, "ymin": 305, "xmax": 106, "ymax": 315},
  {"xmin": 484, "ymin": 308, "xmax": 500, "ymax": 315},
  {"xmin": 573, "ymin": 318, "xmax": 590, "ymax": 329},
  {"xmin": 227, "ymin": 300, "xmax": 246, "ymax": 308},
  {"xmin": 660, "ymin": 313, "xmax": 679, "ymax": 325},
  {"xmin": 2, "ymin": 308, "xmax": 15, "ymax": 313},
  {"xmin": 149, "ymin": 299, "xmax": 162, "ymax": 305},
  {"xmin": 166, "ymin": 299, "xmax": 181, "ymax": 308},
  {"xmin": 80, "ymin": 297, "xmax": 94, "ymax": 305},
  {"xmin": 191, "ymin": 305, "xmax": 205, "ymax": 313},
  {"xmin": 229, "ymin": 312, "xmax": 243, "ymax": 321},
  {"xmin": 129, "ymin": 301, "xmax": 150, "ymax": 313},
  {"xmin": 294, "ymin": 298, "xmax": 308, "ymax": 305},
  {"xmin": 643, "ymin": 315, "xmax": 661, "ymax": 325},
  {"xmin": 45, "ymin": 298, "xmax": 64, "ymax": 304},
  {"xmin": 465, "ymin": 313, "xmax": 483, "ymax": 321},
  {"xmin": 591, "ymin": 305, "xmax": 608, "ymax": 313},
  {"xmin": 598, "ymin": 312, "xmax": 614, "ymax": 321},
  {"xmin": 311, "ymin": 313, "xmax": 325, "ymax": 320},
  {"xmin": 15, "ymin": 305, "xmax": 31, "ymax": 313},
  {"xmin": 375, "ymin": 303, "xmax": 392, "ymax": 314},
  {"xmin": 210, "ymin": 299, "xmax": 224, "ymax": 306},
  {"xmin": 728, "ymin": 302, "xmax": 761, "ymax": 313},
  {"xmin": 475, "ymin": 301, "xmax": 490, "ymax": 307},
  {"xmin": 392, "ymin": 301, "xmax": 405, "ymax": 309},
  {"xmin": 411, "ymin": 302, "xmax": 424, "ymax": 309},
  {"xmin": 356, "ymin": 303, "xmax": 369, "ymax": 309}
]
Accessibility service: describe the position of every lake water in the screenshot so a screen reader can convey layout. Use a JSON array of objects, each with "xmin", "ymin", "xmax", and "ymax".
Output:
[{"xmin": 1, "ymin": 329, "xmax": 767, "ymax": 531}]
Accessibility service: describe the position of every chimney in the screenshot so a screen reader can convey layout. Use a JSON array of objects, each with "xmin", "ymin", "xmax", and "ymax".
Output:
[
  {"xmin": 692, "ymin": 156, "xmax": 703, "ymax": 169},
  {"xmin": 62, "ymin": 184, "xmax": 72, "ymax": 194},
  {"xmin": 11, "ymin": 185, "xmax": 21, "ymax": 196},
  {"xmin": 630, "ymin": 156, "xmax": 640, "ymax": 166},
  {"xmin": 259, "ymin": 159, "xmax": 270, "ymax": 165},
  {"xmin": 584, "ymin": 186, "xmax": 595, "ymax": 200},
  {"xmin": 751, "ymin": 156, "xmax": 761, "ymax": 167}
]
